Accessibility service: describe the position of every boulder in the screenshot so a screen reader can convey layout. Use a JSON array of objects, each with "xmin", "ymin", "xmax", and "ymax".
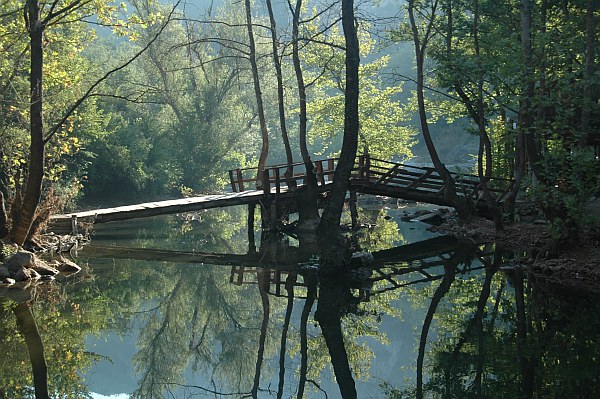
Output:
[
  {"xmin": 1, "ymin": 277, "xmax": 15, "ymax": 285},
  {"xmin": 56, "ymin": 258, "xmax": 82, "ymax": 273},
  {"xmin": 32, "ymin": 261, "xmax": 59, "ymax": 276},
  {"xmin": 412, "ymin": 212, "xmax": 446, "ymax": 226},
  {"xmin": 14, "ymin": 267, "xmax": 41, "ymax": 282},
  {"xmin": 4, "ymin": 251, "xmax": 36, "ymax": 273},
  {"xmin": 6, "ymin": 287, "xmax": 34, "ymax": 303},
  {"xmin": 0, "ymin": 266, "xmax": 10, "ymax": 279}
]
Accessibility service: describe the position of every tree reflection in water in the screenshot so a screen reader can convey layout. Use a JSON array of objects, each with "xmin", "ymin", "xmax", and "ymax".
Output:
[{"xmin": 4, "ymin": 226, "xmax": 600, "ymax": 398}]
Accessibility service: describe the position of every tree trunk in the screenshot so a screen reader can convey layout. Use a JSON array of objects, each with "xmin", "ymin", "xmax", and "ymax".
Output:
[
  {"xmin": 473, "ymin": 0, "xmax": 503, "ymax": 230},
  {"xmin": 520, "ymin": 0, "xmax": 544, "ymax": 183},
  {"xmin": 0, "ymin": 191, "xmax": 8, "ymax": 239},
  {"xmin": 317, "ymin": 0, "xmax": 360, "ymax": 269},
  {"xmin": 13, "ymin": 303, "xmax": 50, "ymax": 399},
  {"xmin": 266, "ymin": 0, "xmax": 294, "ymax": 178},
  {"xmin": 409, "ymin": 0, "xmax": 472, "ymax": 222},
  {"xmin": 289, "ymin": 0, "xmax": 320, "ymax": 233},
  {"xmin": 244, "ymin": 0, "xmax": 269, "ymax": 187},
  {"xmin": 315, "ymin": 278, "xmax": 358, "ymax": 399},
  {"xmin": 579, "ymin": 0, "xmax": 595, "ymax": 147},
  {"xmin": 9, "ymin": 0, "xmax": 45, "ymax": 246}
]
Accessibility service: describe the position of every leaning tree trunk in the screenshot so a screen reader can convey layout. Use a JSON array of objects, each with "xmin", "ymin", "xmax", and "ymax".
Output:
[
  {"xmin": 0, "ymin": 191, "xmax": 8, "ymax": 239},
  {"xmin": 579, "ymin": 0, "xmax": 595, "ymax": 148},
  {"xmin": 245, "ymin": 0, "xmax": 269, "ymax": 187},
  {"xmin": 13, "ymin": 303, "xmax": 50, "ymax": 399},
  {"xmin": 408, "ymin": 0, "xmax": 472, "ymax": 223},
  {"xmin": 10, "ymin": 0, "xmax": 45, "ymax": 246},
  {"xmin": 266, "ymin": 0, "xmax": 294, "ymax": 179},
  {"xmin": 317, "ymin": 0, "xmax": 360, "ymax": 273},
  {"xmin": 290, "ymin": 0, "xmax": 320, "ymax": 237}
]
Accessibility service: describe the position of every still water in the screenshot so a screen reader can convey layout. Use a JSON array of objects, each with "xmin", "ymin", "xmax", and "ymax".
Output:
[{"xmin": 1, "ymin": 204, "xmax": 600, "ymax": 398}]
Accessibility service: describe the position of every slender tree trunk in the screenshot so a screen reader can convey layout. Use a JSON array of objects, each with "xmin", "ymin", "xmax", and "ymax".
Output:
[
  {"xmin": 244, "ymin": 0, "xmax": 269, "ymax": 187},
  {"xmin": 289, "ymin": 0, "xmax": 309, "ymax": 164},
  {"xmin": 266, "ymin": 0, "xmax": 294, "ymax": 177},
  {"xmin": 473, "ymin": 0, "xmax": 503, "ymax": 230},
  {"xmin": 251, "ymin": 269, "xmax": 270, "ymax": 398},
  {"xmin": 289, "ymin": 0, "xmax": 320, "ymax": 234},
  {"xmin": 13, "ymin": 303, "xmax": 50, "ymax": 399},
  {"xmin": 315, "ymin": 278, "xmax": 357, "ymax": 399},
  {"xmin": 0, "ymin": 191, "xmax": 8, "ymax": 238},
  {"xmin": 520, "ymin": 0, "xmax": 543, "ymax": 183},
  {"xmin": 317, "ymin": 0, "xmax": 360, "ymax": 271},
  {"xmin": 409, "ymin": 0, "xmax": 472, "ymax": 222},
  {"xmin": 10, "ymin": 0, "xmax": 45, "ymax": 246},
  {"xmin": 580, "ymin": 0, "xmax": 595, "ymax": 147},
  {"xmin": 297, "ymin": 271, "xmax": 317, "ymax": 399}
]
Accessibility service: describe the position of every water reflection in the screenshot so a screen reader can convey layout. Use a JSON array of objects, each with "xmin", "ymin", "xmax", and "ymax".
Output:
[{"xmin": 2, "ymin": 208, "xmax": 600, "ymax": 398}]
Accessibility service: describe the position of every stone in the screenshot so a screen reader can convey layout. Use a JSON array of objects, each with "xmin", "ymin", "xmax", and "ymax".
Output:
[
  {"xmin": 4, "ymin": 251, "xmax": 36, "ymax": 273},
  {"xmin": 0, "ymin": 265, "xmax": 10, "ymax": 279},
  {"xmin": 56, "ymin": 258, "xmax": 82, "ymax": 273},
  {"xmin": 6, "ymin": 287, "xmax": 34, "ymax": 303},
  {"xmin": 1, "ymin": 277, "xmax": 15, "ymax": 285},
  {"xmin": 32, "ymin": 261, "xmax": 59, "ymax": 276},
  {"xmin": 14, "ymin": 267, "xmax": 41, "ymax": 282},
  {"xmin": 412, "ymin": 212, "xmax": 446, "ymax": 226}
]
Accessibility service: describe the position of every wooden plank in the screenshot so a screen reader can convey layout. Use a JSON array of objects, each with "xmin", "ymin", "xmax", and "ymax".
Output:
[{"xmin": 375, "ymin": 163, "xmax": 401, "ymax": 185}]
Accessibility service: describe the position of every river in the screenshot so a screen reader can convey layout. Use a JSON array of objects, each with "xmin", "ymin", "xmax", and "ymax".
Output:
[{"xmin": 1, "ymin": 202, "xmax": 599, "ymax": 398}]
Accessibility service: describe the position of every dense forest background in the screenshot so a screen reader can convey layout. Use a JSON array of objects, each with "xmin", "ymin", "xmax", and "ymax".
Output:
[{"xmin": 0, "ymin": 0, "xmax": 598, "ymax": 244}]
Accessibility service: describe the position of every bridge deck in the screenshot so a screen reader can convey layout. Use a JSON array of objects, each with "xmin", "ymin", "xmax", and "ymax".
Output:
[
  {"xmin": 49, "ymin": 155, "xmax": 513, "ymax": 233},
  {"xmin": 49, "ymin": 190, "xmax": 266, "ymax": 233}
]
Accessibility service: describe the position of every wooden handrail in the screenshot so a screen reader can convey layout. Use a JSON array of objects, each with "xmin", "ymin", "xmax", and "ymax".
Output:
[{"xmin": 227, "ymin": 155, "xmax": 514, "ymax": 204}]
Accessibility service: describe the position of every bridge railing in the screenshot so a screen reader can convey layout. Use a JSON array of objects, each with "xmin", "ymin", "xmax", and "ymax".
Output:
[
  {"xmin": 229, "ymin": 158, "xmax": 339, "ymax": 193},
  {"xmin": 360, "ymin": 157, "xmax": 515, "ymax": 203},
  {"xmin": 229, "ymin": 155, "xmax": 514, "ymax": 204}
]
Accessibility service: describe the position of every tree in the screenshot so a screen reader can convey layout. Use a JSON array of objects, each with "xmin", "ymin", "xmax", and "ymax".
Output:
[
  {"xmin": 316, "ymin": 0, "xmax": 361, "ymax": 274},
  {"xmin": 406, "ymin": 0, "xmax": 473, "ymax": 223},
  {"xmin": 305, "ymin": 25, "xmax": 415, "ymax": 161},
  {"xmin": 2, "ymin": 0, "xmax": 176, "ymax": 246},
  {"xmin": 244, "ymin": 0, "xmax": 270, "ymax": 187}
]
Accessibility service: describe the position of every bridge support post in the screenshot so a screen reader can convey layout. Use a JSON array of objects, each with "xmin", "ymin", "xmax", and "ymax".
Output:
[
  {"xmin": 71, "ymin": 215, "xmax": 78, "ymax": 235},
  {"xmin": 247, "ymin": 203, "xmax": 256, "ymax": 254},
  {"xmin": 349, "ymin": 190, "xmax": 359, "ymax": 232},
  {"xmin": 270, "ymin": 200, "xmax": 278, "ymax": 233}
]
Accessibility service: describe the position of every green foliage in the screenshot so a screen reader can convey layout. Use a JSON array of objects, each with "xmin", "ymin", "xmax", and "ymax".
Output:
[
  {"xmin": 531, "ymin": 147, "xmax": 600, "ymax": 241},
  {"xmin": 303, "ymin": 21, "xmax": 416, "ymax": 161}
]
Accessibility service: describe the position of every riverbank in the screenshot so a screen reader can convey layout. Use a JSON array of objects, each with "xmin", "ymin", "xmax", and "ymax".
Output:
[{"xmin": 431, "ymin": 217, "xmax": 600, "ymax": 293}]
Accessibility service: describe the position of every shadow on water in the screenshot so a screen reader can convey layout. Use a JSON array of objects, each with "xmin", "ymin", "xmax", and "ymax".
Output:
[{"xmin": 3, "ymin": 213, "xmax": 600, "ymax": 398}]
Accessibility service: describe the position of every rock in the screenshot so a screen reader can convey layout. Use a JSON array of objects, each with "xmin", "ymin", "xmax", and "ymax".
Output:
[
  {"xmin": 0, "ymin": 266, "xmax": 10, "ymax": 279},
  {"xmin": 56, "ymin": 258, "xmax": 82, "ymax": 273},
  {"xmin": 4, "ymin": 251, "xmax": 36, "ymax": 273},
  {"xmin": 14, "ymin": 267, "xmax": 41, "ymax": 282},
  {"xmin": 6, "ymin": 287, "xmax": 34, "ymax": 303},
  {"xmin": 32, "ymin": 261, "xmax": 59, "ymax": 276},
  {"xmin": 1, "ymin": 277, "xmax": 15, "ymax": 285},
  {"xmin": 413, "ymin": 210, "xmax": 431, "ymax": 217},
  {"xmin": 413, "ymin": 212, "xmax": 446, "ymax": 226}
]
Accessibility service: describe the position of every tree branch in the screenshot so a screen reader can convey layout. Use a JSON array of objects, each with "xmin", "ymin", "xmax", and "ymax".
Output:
[{"xmin": 43, "ymin": 1, "xmax": 181, "ymax": 143}]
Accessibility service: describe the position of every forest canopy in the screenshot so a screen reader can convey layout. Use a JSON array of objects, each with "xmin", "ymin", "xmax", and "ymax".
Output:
[{"xmin": 0, "ymin": 0, "xmax": 598, "ymax": 245}]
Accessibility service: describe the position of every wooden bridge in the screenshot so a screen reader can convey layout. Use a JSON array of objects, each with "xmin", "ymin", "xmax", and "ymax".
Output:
[{"xmin": 48, "ymin": 155, "xmax": 513, "ymax": 233}]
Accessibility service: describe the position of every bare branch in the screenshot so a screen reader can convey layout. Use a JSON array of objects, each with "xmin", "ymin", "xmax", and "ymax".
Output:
[{"xmin": 43, "ymin": 1, "xmax": 182, "ymax": 143}]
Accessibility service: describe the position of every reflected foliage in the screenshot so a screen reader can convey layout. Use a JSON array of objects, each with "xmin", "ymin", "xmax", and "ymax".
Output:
[{"xmin": 3, "ymin": 212, "xmax": 600, "ymax": 398}]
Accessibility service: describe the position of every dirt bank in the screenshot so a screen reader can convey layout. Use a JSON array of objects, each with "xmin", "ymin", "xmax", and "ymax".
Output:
[{"xmin": 431, "ymin": 218, "xmax": 600, "ymax": 293}]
